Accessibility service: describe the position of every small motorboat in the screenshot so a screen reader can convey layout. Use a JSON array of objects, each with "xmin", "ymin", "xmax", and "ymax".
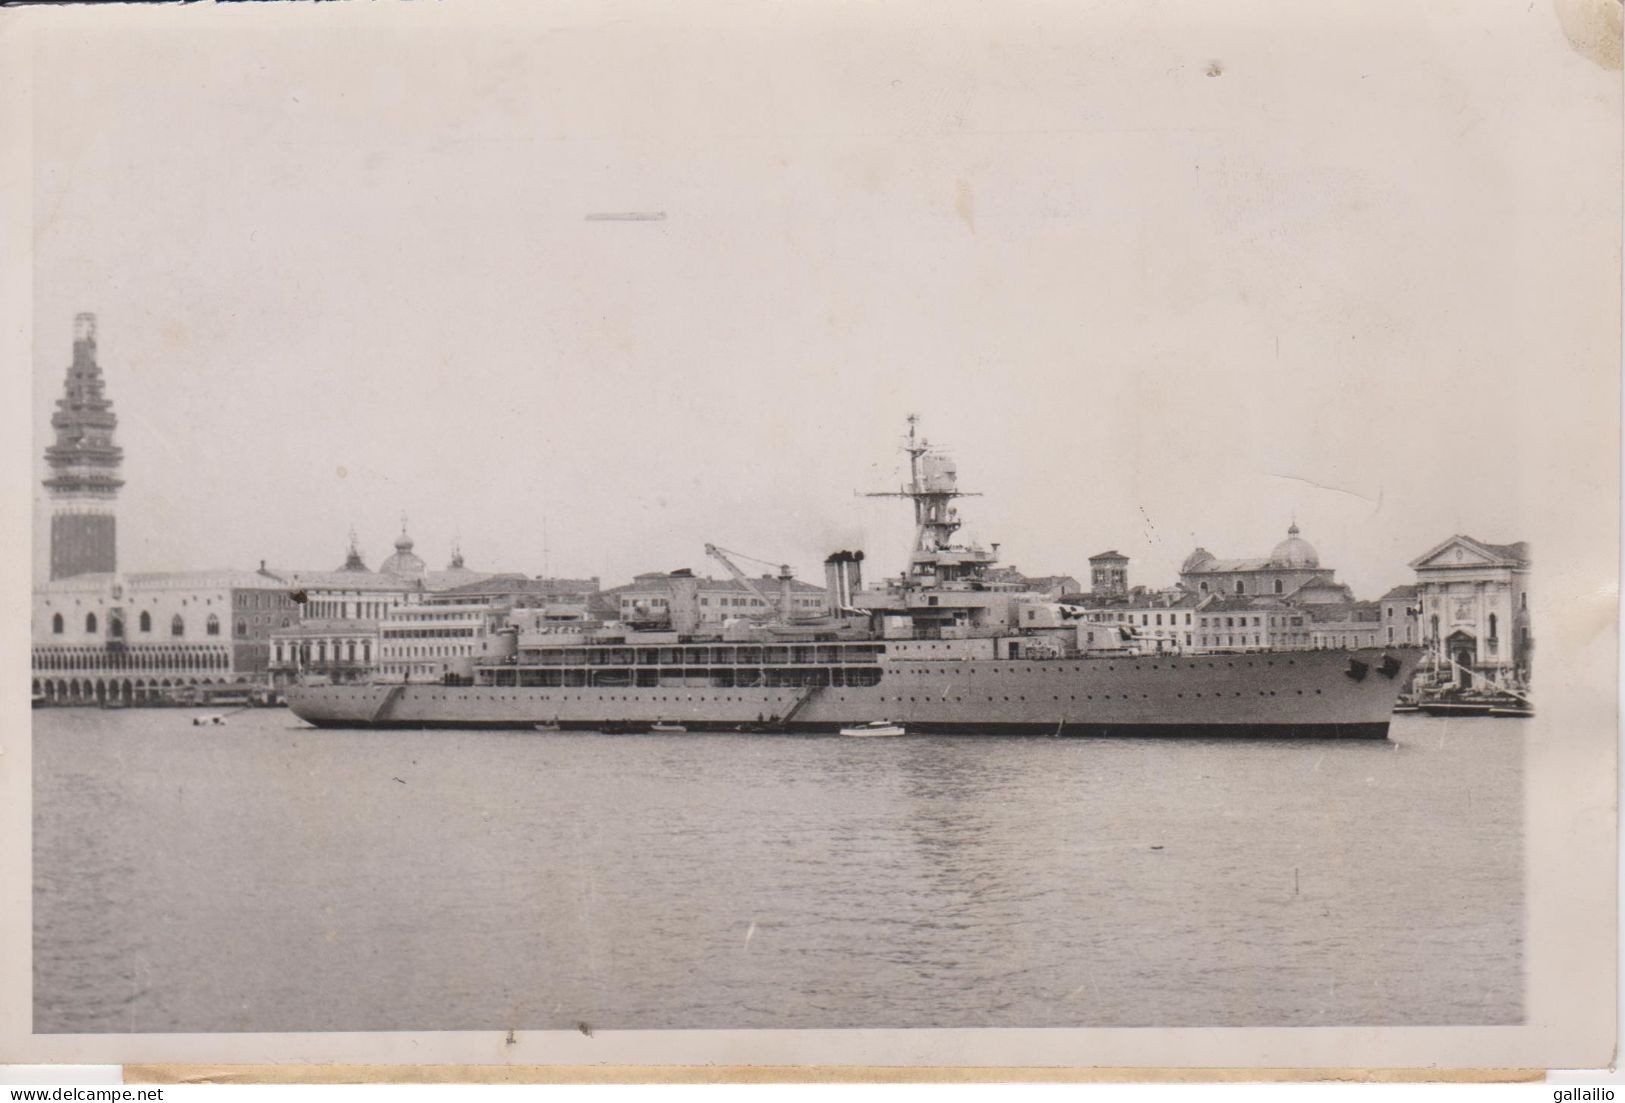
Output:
[
  {"xmin": 191, "ymin": 713, "xmax": 228, "ymax": 727},
  {"xmin": 840, "ymin": 720, "xmax": 906, "ymax": 738},
  {"xmin": 533, "ymin": 721, "xmax": 562, "ymax": 732},
  {"xmin": 649, "ymin": 721, "xmax": 687, "ymax": 734}
]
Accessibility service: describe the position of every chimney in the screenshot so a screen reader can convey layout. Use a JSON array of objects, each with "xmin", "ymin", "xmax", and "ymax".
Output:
[
  {"xmin": 824, "ymin": 550, "xmax": 865, "ymax": 614},
  {"xmin": 666, "ymin": 570, "xmax": 701, "ymax": 635}
]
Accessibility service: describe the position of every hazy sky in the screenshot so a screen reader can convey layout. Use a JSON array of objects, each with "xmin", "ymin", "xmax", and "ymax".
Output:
[{"xmin": 28, "ymin": 0, "xmax": 1620, "ymax": 598}]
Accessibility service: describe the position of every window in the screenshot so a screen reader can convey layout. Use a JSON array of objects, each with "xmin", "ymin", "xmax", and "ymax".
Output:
[
  {"xmin": 206, "ymin": 614, "xmax": 220, "ymax": 636},
  {"xmin": 1520, "ymin": 592, "xmax": 1527, "ymax": 610},
  {"xmin": 110, "ymin": 617, "xmax": 123, "ymax": 638},
  {"xmin": 139, "ymin": 610, "xmax": 151, "ymax": 633},
  {"xmin": 171, "ymin": 615, "xmax": 185, "ymax": 637},
  {"xmin": 1488, "ymin": 613, "xmax": 1498, "ymax": 640},
  {"xmin": 236, "ymin": 620, "xmax": 247, "ymax": 636},
  {"xmin": 1234, "ymin": 581, "xmax": 1245, "ymax": 595},
  {"xmin": 85, "ymin": 613, "xmax": 97, "ymax": 633},
  {"xmin": 1273, "ymin": 579, "xmax": 1283, "ymax": 594},
  {"xmin": 1199, "ymin": 582, "xmax": 1208, "ymax": 594},
  {"xmin": 52, "ymin": 613, "xmax": 63, "ymax": 635}
]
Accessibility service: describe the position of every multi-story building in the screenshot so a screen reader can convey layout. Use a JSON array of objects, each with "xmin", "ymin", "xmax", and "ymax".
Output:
[
  {"xmin": 377, "ymin": 602, "xmax": 511, "ymax": 682},
  {"xmin": 268, "ymin": 622, "xmax": 381, "ymax": 687},
  {"xmin": 1179, "ymin": 523, "xmax": 1341, "ymax": 599},
  {"xmin": 1304, "ymin": 601, "xmax": 1384, "ymax": 650},
  {"xmin": 33, "ymin": 570, "xmax": 298, "ymax": 705},
  {"xmin": 1190, "ymin": 596, "xmax": 1308, "ymax": 652},
  {"xmin": 1409, "ymin": 535, "xmax": 1532, "ymax": 690},
  {"xmin": 1055, "ymin": 590, "xmax": 1202, "ymax": 654},
  {"xmin": 1379, "ymin": 585, "xmax": 1421, "ymax": 647},
  {"xmin": 1087, "ymin": 551, "xmax": 1129, "ymax": 597},
  {"xmin": 264, "ymin": 533, "xmax": 505, "ymax": 689}
]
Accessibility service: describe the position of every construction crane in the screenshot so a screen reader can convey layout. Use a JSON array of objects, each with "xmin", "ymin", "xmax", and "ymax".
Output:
[{"xmin": 704, "ymin": 543, "xmax": 797, "ymax": 622}]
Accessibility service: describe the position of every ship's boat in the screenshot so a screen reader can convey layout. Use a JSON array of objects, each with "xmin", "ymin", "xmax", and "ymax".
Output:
[
  {"xmin": 1487, "ymin": 705, "xmax": 1534, "ymax": 718},
  {"xmin": 649, "ymin": 721, "xmax": 687, "ymax": 734},
  {"xmin": 283, "ymin": 418, "xmax": 1424, "ymax": 741},
  {"xmin": 191, "ymin": 714, "xmax": 228, "ymax": 727},
  {"xmin": 841, "ymin": 721, "xmax": 906, "ymax": 738}
]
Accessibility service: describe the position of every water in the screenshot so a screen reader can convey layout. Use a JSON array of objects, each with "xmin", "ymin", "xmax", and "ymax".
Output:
[{"xmin": 33, "ymin": 709, "xmax": 1522, "ymax": 1033}]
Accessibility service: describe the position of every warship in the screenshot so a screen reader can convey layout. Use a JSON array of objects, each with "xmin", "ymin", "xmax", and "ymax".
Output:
[{"xmin": 286, "ymin": 419, "xmax": 1421, "ymax": 739}]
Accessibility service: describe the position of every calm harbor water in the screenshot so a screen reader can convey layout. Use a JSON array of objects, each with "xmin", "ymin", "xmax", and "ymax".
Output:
[{"xmin": 33, "ymin": 708, "xmax": 1522, "ymax": 1033}]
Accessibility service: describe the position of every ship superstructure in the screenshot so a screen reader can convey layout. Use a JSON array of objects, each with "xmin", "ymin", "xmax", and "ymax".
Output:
[{"xmin": 286, "ymin": 419, "xmax": 1420, "ymax": 738}]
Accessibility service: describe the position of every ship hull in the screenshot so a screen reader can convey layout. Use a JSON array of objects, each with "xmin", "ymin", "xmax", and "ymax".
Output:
[{"xmin": 286, "ymin": 647, "xmax": 1420, "ymax": 740}]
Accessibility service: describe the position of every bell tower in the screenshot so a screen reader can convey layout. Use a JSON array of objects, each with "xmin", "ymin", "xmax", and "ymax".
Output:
[{"xmin": 44, "ymin": 313, "xmax": 123, "ymax": 579}]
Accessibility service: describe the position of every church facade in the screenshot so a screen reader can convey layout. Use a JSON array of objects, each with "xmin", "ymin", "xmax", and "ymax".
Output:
[{"xmin": 1409, "ymin": 535, "xmax": 1532, "ymax": 690}]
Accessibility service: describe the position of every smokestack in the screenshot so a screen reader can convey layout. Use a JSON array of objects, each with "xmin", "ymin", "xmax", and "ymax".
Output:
[
  {"xmin": 824, "ymin": 550, "xmax": 865, "ymax": 614},
  {"xmin": 666, "ymin": 570, "xmax": 701, "ymax": 635}
]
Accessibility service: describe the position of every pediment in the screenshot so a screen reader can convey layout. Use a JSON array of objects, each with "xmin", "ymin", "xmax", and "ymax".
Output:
[{"xmin": 1409, "ymin": 536, "xmax": 1500, "ymax": 571}]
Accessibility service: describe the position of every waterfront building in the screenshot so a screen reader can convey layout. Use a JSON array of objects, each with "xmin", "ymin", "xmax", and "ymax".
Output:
[
  {"xmin": 1088, "ymin": 550, "xmax": 1129, "ymax": 597},
  {"xmin": 377, "ymin": 602, "xmax": 511, "ymax": 682},
  {"xmin": 1303, "ymin": 601, "xmax": 1384, "ymax": 650},
  {"xmin": 268, "ymin": 621, "xmax": 380, "ymax": 687},
  {"xmin": 264, "ymin": 534, "xmax": 509, "ymax": 688},
  {"xmin": 1409, "ymin": 535, "xmax": 1532, "ymax": 689},
  {"xmin": 44, "ymin": 314, "xmax": 123, "ymax": 580},
  {"xmin": 1379, "ymin": 585, "xmax": 1421, "ymax": 646},
  {"xmin": 1179, "ymin": 523, "xmax": 1340, "ymax": 599},
  {"xmin": 1055, "ymin": 590, "xmax": 1202, "ymax": 654},
  {"xmin": 1191, "ymin": 596, "xmax": 1302, "ymax": 652},
  {"xmin": 32, "ymin": 569, "xmax": 297, "ymax": 705}
]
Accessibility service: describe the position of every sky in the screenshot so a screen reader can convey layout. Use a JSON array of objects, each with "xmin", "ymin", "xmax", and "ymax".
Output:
[{"xmin": 27, "ymin": 0, "xmax": 1621, "ymax": 599}]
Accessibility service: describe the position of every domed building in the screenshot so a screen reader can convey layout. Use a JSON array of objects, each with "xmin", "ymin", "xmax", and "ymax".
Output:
[
  {"xmin": 379, "ymin": 524, "xmax": 427, "ymax": 582},
  {"xmin": 1177, "ymin": 522, "xmax": 1349, "ymax": 602},
  {"xmin": 1268, "ymin": 523, "xmax": 1319, "ymax": 569}
]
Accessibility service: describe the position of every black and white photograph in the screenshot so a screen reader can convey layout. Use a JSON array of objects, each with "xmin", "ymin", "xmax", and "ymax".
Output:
[{"xmin": 1, "ymin": 0, "xmax": 1618, "ymax": 1080}]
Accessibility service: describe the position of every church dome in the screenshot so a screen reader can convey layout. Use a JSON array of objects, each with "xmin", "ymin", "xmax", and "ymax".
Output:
[
  {"xmin": 380, "ymin": 524, "xmax": 427, "ymax": 578},
  {"xmin": 1181, "ymin": 547, "xmax": 1214, "ymax": 573},
  {"xmin": 1268, "ymin": 523, "xmax": 1319, "ymax": 568}
]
